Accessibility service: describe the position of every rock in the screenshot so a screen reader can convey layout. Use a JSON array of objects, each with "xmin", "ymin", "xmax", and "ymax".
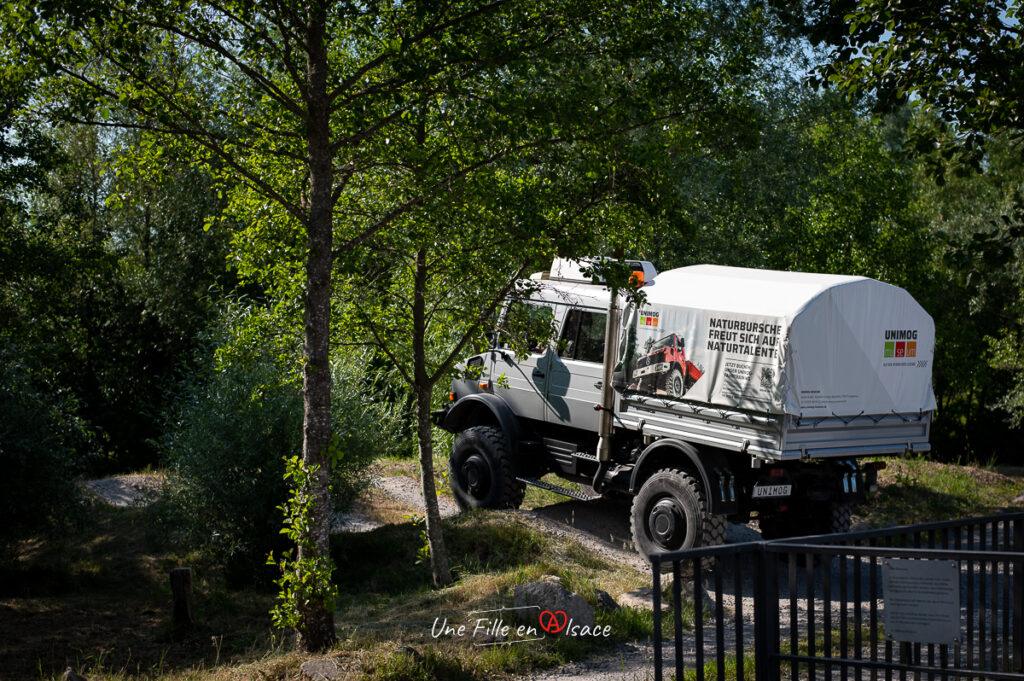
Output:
[
  {"xmin": 300, "ymin": 658, "xmax": 343, "ymax": 681},
  {"xmin": 540, "ymin": 574, "xmax": 563, "ymax": 584},
  {"xmin": 514, "ymin": 581, "xmax": 595, "ymax": 629},
  {"xmin": 62, "ymin": 668, "xmax": 88, "ymax": 681},
  {"xmin": 594, "ymin": 589, "xmax": 620, "ymax": 612}
]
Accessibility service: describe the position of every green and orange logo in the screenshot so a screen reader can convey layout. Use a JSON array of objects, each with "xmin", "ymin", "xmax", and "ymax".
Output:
[
  {"xmin": 639, "ymin": 310, "xmax": 660, "ymax": 328},
  {"xmin": 884, "ymin": 340, "xmax": 917, "ymax": 358}
]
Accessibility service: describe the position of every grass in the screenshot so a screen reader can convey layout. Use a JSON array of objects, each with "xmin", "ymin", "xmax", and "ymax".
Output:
[
  {"xmin": 330, "ymin": 510, "xmax": 660, "ymax": 678},
  {"xmin": 3, "ymin": 490, "xmax": 659, "ymax": 681},
  {"xmin": 0, "ymin": 501, "xmax": 279, "ymax": 681},
  {"xmin": 857, "ymin": 456, "xmax": 1024, "ymax": 528},
  {"xmin": 8, "ymin": 455, "xmax": 1023, "ymax": 681}
]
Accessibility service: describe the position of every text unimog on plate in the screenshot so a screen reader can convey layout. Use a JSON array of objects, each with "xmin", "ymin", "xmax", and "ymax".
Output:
[{"xmin": 433, "ymin": 259, "xmax": 936, "ymax": 559}]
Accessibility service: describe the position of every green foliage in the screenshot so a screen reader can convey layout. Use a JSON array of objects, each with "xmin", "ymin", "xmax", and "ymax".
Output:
[
  {"xmin": 785, "ymin": 0, "xmax": 1023, "ymax": 166},
  {"xmin": 910, "ymin": 132, "xmax": 1024, "ymax": 457},
  {"xmin": 0, "ymin": 341, "xmax": 89, "ymax": 553},
  {"xmin": 268, "ymin": 456, "xmax": 339, "ymax": 630},
  {"xmin": 1, "ymin": 125, "xmax": 234, "ymax": 473},
  {"xmin": 160, "ymin": 313, "xmax": 402, "ymax": 583}
]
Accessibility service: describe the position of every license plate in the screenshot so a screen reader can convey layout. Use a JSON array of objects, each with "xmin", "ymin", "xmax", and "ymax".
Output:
[{"xmin": 752, "ymin": 483, "xmax": 792, "ymax": 499}]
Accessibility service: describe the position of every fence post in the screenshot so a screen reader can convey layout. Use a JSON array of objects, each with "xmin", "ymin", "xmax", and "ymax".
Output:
[
  {"xmin": 170, "ymin": 567, "xmax": 194, "ymax": 628},
  {"xmin": 1013, "ymin": 518, "xmax": 1023, "ymax": 672},
  {"xmin": 654, "ymin": 559, "xmax": 663, "ymax": 681},
  {"xmin": 755, "ymin": 542, "xmax": 780, "ymax": 681}
]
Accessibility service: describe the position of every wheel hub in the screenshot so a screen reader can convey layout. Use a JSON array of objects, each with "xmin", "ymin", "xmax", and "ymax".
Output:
[
  {"xmin": 649, "ymin": 497, "xmax": 686, "ymax": 549},
  {"xmin": 461, "ymin": 454, "xmax": 490, "ymax": 498}
]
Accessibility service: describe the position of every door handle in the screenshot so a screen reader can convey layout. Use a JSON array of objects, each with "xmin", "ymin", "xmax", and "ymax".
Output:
[
  {"xmin": 594, "ymin": 381, "xmax": 603, "ymax": 389},
  {"xmin": 532, "ymin": 369, "xmax": 546, "ymax": 379}
]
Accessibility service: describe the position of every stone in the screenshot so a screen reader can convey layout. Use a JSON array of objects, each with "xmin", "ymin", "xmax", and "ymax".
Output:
[
  {"xmin": 540, "ymin": 574, "xmax": 563, "ymax": 584},
  {"xmin": 594, "ymin": 589, "xmax": 620, "ymax": 612},
  {"xmin": 62, "ymin": 668, "xmax": 88, "ymax": 681},
  {"xmin": 300, "ymin": 658, "xmax": 343, "ymax": 681},
  {"xmin": 514, "ymin": 581, "xmax": 595, "ymax": 629}
]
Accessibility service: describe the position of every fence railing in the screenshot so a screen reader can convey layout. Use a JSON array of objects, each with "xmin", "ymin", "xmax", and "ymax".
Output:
[{"xmin": 651, "ymin": 512, "xmax": 1024, "ymax": 681}]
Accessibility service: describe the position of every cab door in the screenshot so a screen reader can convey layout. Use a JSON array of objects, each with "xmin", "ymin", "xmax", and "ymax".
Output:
[
  {"xmin": 492, "ymin": 301, "xmax": 560, "ymax": 426},
  {"xmin": 545, "ymin": 307, "xmax": 607, "ymax": 432}
]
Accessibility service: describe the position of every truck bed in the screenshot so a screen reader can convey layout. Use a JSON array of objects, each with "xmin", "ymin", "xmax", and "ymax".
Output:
[{"xmin": 618, "ymin": 392, "xmax": 930, "ymax": 461}]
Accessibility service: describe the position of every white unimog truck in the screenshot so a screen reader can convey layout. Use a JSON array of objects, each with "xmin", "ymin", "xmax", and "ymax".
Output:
[{"xmin": 433, "ymin": 259, "xmax": 936, "ymax": 558}]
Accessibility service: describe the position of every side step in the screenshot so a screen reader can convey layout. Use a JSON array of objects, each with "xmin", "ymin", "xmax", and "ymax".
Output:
[{"xmin": 516, "ymin": 476, "xmax": 602, "ymax": 502}]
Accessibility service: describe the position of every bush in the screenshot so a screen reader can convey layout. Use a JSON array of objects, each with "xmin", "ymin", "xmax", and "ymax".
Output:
[
  {"xmin": 0, "ymin": 341, "xmax": 89, "ymax": 554},
  {"xmin": 160, "ymin": 337, "xmax": 403, "ymax": 584}
]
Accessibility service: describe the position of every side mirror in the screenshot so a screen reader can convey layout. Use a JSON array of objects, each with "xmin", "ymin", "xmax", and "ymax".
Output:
[{"xmin": 612, "ymin": 370, "xmax": 626, "ymax": 391}]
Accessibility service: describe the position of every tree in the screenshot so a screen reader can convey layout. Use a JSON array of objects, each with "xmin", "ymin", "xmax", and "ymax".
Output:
[
  {"xmin": 216, "ymin": 1, "xmax": 775, "ymax": 587},
  {"xmin": 774, "ymin": 0, "xmax": 1023, "ymax": 163},
  {"xmin": 1, "ymin": 121, "xmax": 232, "ymax": 472},
  {"xmin": 2, "ymin": 0, "xmax": 748, "ymax": 648},
  {"xmin": 912, "ymin": 130, "xmax": 1024, "ymax": 456}
]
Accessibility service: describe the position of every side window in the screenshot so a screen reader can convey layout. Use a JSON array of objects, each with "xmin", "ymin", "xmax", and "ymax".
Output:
[
  {"xmin": 559, "ymin": 309, "xmax": 607, "ymax": 363},
  {"xmin": 502, "ymin": 301, "xmax": 556, "ymax": 355}
]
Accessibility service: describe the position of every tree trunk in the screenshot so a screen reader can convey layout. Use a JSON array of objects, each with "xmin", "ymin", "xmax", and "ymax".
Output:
[
  {"xmin": 296, "ymin": 4, "xmax": 336, "ymax": 653},
  {"xmin": 412, "ymin": 249, "xmax": 453, "ymax": 587}
]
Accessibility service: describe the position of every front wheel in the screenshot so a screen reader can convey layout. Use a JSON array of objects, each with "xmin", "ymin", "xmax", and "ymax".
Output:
[
  {"xmin": 630, "ymin": 469, "xmax": 726, "ymax": 559},
  {"xmin": 449, "ymin": 426, "xmax": 525, "ymax": 511},
  {"xmin": 666, "ymin": 367, "xmax": 686, "ymax": 398}
]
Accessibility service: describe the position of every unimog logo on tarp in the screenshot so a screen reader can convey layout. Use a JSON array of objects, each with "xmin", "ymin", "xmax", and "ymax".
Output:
[
  {"xmin": 639, "ymin": 310, "xmax": 660, "ymax": 328},
  {"xmin": 883, "ymin": 329, "xmax": 918, "ymax": 358}
]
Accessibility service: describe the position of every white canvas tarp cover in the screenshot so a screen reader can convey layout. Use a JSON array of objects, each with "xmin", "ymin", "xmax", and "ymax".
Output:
[{"xmin": 621, "ymin": 265, "xmax": 937, "ymax": 417}]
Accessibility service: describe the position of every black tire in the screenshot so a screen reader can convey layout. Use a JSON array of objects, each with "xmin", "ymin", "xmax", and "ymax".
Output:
[
  {"xmin": 630, "ymin": 469, "xmax": 726, "ymax": 559},
  {"xmin": 666, "ymin": 366, "xmax": 686, "ymax": 398},
  {"xmin": 827, "ymin": 502, "xmax": 852, "ymax": 534},
  {"xmin": 449, "ymin": 426, "xmax": 526, "ymax": 511}
]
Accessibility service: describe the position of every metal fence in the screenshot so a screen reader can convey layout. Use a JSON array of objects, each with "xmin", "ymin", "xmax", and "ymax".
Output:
[{"xmin": 651, "ymin": 513, "xmax": 1024, "ymax": 681}]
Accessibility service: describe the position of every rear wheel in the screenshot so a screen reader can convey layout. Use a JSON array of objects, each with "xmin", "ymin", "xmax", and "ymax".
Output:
[
  {"xmin": 825, "ymin": 502, "xmax": 852, "ymax": 534},
  {"xmin": 630, "ymin": 469, "xmax": 725, "ymax": 559},
  {"xmin": 449, "ymin": 426, "xmax": 525, "ymax": 510}
]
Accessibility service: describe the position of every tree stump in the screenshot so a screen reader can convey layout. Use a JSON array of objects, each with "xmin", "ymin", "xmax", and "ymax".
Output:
[{"xmin": 170, "ymin": 567, "xmax": 194, "ymax": 627}]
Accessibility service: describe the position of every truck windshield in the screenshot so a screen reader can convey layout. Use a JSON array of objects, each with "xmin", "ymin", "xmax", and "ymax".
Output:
[{"xmin": 651, "ymin": 334, "xmax": 681, "ymax": 351}]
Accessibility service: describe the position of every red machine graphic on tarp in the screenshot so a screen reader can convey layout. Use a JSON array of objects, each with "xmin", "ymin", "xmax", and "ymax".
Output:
[{"xmin": 628, "ymin": 333, "xmax": 703, "ymax": 398}]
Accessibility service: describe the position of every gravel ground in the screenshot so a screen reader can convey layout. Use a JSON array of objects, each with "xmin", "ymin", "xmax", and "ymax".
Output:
[
  {"xmin": 371, "ymin": 476, "xmax": 461, "ymax": 518},
  {"xmin": 81, "ymin": 474, "xmax": 164, "ymax": 507}
]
